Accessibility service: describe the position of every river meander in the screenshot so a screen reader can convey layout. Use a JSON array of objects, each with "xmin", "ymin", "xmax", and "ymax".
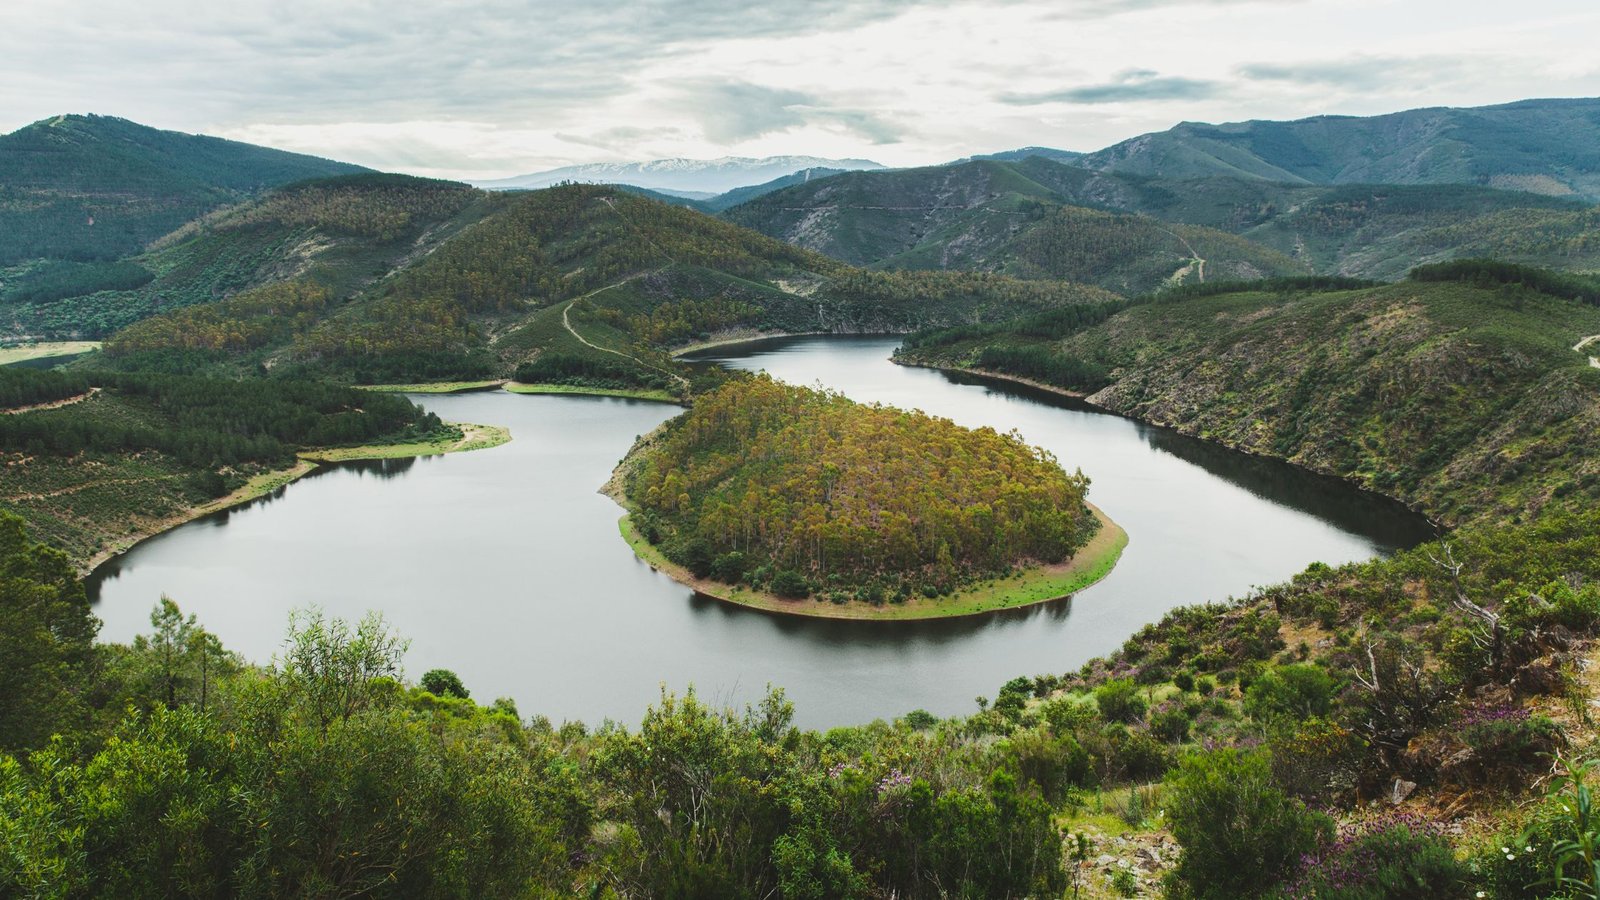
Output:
[{"xmin": 91, "ymin": 336, "xmax": 1432, "ymax": 727}]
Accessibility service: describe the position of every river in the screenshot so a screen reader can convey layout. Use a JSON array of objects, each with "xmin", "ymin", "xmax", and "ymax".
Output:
[{"xmin": 90, "ymin": 336, "xmax": 1432, "ymax": 727}]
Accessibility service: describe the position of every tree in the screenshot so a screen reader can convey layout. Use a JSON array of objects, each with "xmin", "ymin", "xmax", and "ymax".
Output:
[
  {"xmin": 420, "ymin": 668, "xmax": 469, "ymax": 699},
  {"xmin": 1164, "ymin": 748, "xmax": 1333, "ymax": 899},
  {"xmin": 0, "ymin": 512, "xmax": 98, "ymax": 752}
]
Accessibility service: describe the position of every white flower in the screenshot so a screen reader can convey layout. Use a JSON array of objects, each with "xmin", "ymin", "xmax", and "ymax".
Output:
[
  {"xmin": 1501, "ymin": 847, "xmax": 1510, "ymax": 853},
  {"xmin": 1526, "ymin": 845, "xmax": 1534, "ymax": 852},
  {"xmin": 1506, "ymin": 853, "xmax": 1516, "ymax": 861},
  {"xmin": 1477, "ymin": 892, "xmax": 1487, "ymax": 898}
]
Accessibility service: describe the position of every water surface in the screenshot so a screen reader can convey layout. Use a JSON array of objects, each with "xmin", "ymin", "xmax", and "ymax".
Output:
[{"xmin": 92, "ymin": 336, "xmax": 1431, "ymax": 727}]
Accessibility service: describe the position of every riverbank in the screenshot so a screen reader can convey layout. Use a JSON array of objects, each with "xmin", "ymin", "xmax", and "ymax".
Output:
[
  {"xmin": 358, "ymin": 380, "xmax": 506, "ymax": 393},
  {"xmin": 503, "ymin": 382, "xmax": 680, "ymax": 403},
  {"xmin": 0, "ymin": 340, "xmax": 101, "ymax": 367},
  {"xmin": 892, "ymin": 356, "xmax": 1090, "ymax": 401},
  {"xmin": 615, "ymin": 503, "xmax": 1127, "ymax": 621},
  {"xmin": 80, "ymin": 421, "xmax": 509, "ymax": 575}
]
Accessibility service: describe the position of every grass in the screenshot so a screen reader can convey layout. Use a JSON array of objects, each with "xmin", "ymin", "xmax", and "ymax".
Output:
[
  {"xmin": 297, "ymin": 422, "xmax": 510, "ymax": 463},
  {"xmin": 618, "ymin": 503, "xmax": 1128, "ymax": 621},
  {"xmin": 357, "ymin": 380, "xmax": 504, "ymax": 393},
  {"xmin": 504, "ymin": 382, "xmax": 680, "ymax": 403},
  {"xmin": 0, "ymin": 341, "xmax": 101, "ymax": 366}
]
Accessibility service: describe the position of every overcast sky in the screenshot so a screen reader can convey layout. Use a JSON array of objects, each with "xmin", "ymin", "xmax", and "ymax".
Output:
[{"xmin": 2, "ymin": 0, "xmax": 1597, "ymax": 180}]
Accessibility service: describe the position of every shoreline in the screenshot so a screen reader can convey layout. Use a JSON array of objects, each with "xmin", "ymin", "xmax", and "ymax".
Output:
[
  {"xmin": 79, "ymin": 421, "xmax": 510, "ymax": 576},
  {"xmin": 615, "ymin": 503, "xmax": 1128, "ymax": 621},
  {"xmin": 503, "ymin": 382, "xmax": 681, "ymax": 403},
  {"xmin": 670, "ymin": 329, "xmax": 910, "ymax": 358},
  {"xmin": 894, "ymin": 354, "xmax": 1444, "ymax": 533}
]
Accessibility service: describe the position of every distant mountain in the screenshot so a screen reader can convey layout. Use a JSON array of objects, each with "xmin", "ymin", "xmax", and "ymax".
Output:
[
  {"xmin": 474, "ymin": 155, "xmax": 883, "ymax": 195},
  {"xmin": 724, "ymin": 154, "xmax": 1600, "ymax": 284},
  {"xmin": 0, "ymin": 114, "xmax": 369, "ymax": 266},
  {"xmin": 723, "ymin": 158, "xmax": 1308, "ymax": 294},
  {"xmin": 1077, "ymin": 97, "xmax": 1600, "ymax": 200},
  {"xmin": 966, "ymin": 147, "xmax": 1083, "ymax": 164}
]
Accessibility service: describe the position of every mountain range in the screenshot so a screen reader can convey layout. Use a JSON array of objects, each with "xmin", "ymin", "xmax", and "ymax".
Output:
[{"xmin": 472, "ymin": 155, "xmax": 884, "ymax": 195}]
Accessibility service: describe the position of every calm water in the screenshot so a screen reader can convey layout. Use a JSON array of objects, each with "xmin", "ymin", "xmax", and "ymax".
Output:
[{"xmin": 90, "ymin": 337, "xmax": 1432, "ymax": 727}]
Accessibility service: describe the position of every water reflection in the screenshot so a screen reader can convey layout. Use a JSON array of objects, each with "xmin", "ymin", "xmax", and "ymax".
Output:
[{"xmin": 92, "ymin": 338, "xmax": 1432, "ymax": 728}]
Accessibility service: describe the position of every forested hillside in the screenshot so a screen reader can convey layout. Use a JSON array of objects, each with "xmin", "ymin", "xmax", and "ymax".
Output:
[
  {"xmin": 1078, "ymin": 97, "xmax": 1600, "ymax": 200},
  {"xmin": 726, "ymin": 156, "xmax": 1600, "ymax": 284},
  {"xmin": 899, "ymin": 265, "xmax": 1600, "ymax": 525},
  {"xmin": 0, "ymin": 114, "xmax": 366, "ymax": 266},
  {"xmin": 0, "ymin": 366, "xmax": 447, "ymax": 564},
  {"xmin": 98, "ymin": 184, "xmax": 1115, "ymax": 389},
  {"xmin": 619, "ymin": 375, "xmax": 1099, "ymax": 605},
  {"xmin": 6, "ymin": 173, "xmax": 489, "ymax": 341}
]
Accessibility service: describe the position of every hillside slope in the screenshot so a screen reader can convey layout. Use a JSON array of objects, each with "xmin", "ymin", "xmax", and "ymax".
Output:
[
  {"xmin": 724, "ymin": 160, "xmax": 1308, "ymax": 294},
  {"xmin": 898, "ymin": 269, "xmax": 1600, "ymax": 525},
  {"xmin": 728, "ymin": 156, "xmax": 1600, "ymax": 283},
  {"xmin": 100, "ymin": 184, "xmax": 1117, "ymax": 389},
  {"xmin": 1078, "ymin": 97, "xmax": 1600, "ymax": 200},
  {"xmin": 0, "ymin": 114, "xmax": 368, "ymax": 266}
]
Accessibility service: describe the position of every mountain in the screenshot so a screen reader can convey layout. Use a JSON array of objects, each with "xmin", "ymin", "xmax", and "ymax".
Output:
[
  {"xmin": 966, "ymin": 146, "xmax": 1083, "ymax": 164},
  {"xmin": 0, "ymin": 114, "xmax": 369, "ymax": 266},
  {"xmin": 723, "ymin": 159, "xmax": 1308, "ymax": 294},
  {"xmin": 725, "ymin": 155, "xmax": 1600, "ymax": 284},
  {"xmin": 473, "ymin": 155, "xmax": 884, "ymax": 194},
  {"xmin": 1077, "ymin": 97, "xmax": 1600, "ymax": 200},
  {"xmin": 97, "ymin": 183, "xmax": 1115, "ymax": 388},
  {"xmin": 897, "ymin": 265, "xmax": 1600, "ymax": 524}
]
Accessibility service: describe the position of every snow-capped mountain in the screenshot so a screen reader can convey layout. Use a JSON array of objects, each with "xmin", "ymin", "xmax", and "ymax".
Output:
[{"xmin": 473, "ymin": 155, "xmax": 884, "ymax": 196}]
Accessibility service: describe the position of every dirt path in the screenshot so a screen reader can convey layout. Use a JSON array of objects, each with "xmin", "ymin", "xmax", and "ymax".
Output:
[
  {"xmin": 1, "ymin": 386, "xmax": 101, "ymax": 415},
  {"xmin": 2, "ymin": 475, "xmax": 158, "ymax": 503},
  {"xmin": 561, "ymin": 298, "xmax": 689, "ymax": 388},
  {"xmin": 1160, "ymin": 228, "xmax": 1205, "ymax": 283},
  {"xmin": 1575, "ymin": 334, "xmax": 1600, "ymax": 369}
]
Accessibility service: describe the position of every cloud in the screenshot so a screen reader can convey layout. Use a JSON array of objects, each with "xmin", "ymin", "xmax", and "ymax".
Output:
[
  {"xmin": 677, "ymin": 81, "xmax": 903, "ymax": 145},
  {"xmin": 1000, "ymin": 70, "xmax": 1220, "ymax": 105},
  {"xmin": 1236, "ymin": 56, "xmax": 1470, "ymax": 91}
]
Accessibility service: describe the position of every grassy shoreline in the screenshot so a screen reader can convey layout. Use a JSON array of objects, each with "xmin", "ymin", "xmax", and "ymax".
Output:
[
  {"xmin": 503, "ymin": 381, "xmax": 681, "ymax": 403},
  {"xmin": 81, "ymin": 421, "xmax": 510, "ymax": 575},
  {"xmin": 617, "ymin": 503, "xmax": 1127, "ymax": 621},
  {"xmin": 357, "ymin": 380, "xmax": 506, "ymax": 393},
  {"xmin": 0, "ymin": 341, "xmax": 102, "ymax": 367}
]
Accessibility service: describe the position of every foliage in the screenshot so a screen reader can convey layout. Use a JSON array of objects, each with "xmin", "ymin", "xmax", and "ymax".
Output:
[
  {"xmin": 1094, "ymin": 679, "xmax": 1147, "ymax": 724},
  {"xmin": 1165, "ymin": 748, "xmax": 1333, "ymax": 899},
  {"xmin": 1278, "ymin": 815, "xmax": 1469, "ymax": 900},
  {"xmin": 420, "ymin": 668, "xmax": 469, "ymax": 699},
  {"xmin": 1410, "ymin": 258, "xmax": 1600, "ymax": 306},
  {"xmin": 0, "ymin": 513, "xmax": 97, "ymax": 752},
  {"xmin": 625, "ymin": 375, "xmax": 1096, "ymax": 596}
]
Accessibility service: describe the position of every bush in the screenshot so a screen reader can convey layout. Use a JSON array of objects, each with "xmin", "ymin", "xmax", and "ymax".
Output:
[
  {"xmin": 1164, "ymin": 748, "xmax": 1332, "ymax": 899},
  {"xmin": 1151, "ymin": 706, "xmax": 1193, "ymax": 744},
  {"xmin": 420, "ymin": 668, "xmax": 469, "ymax": 699},
  {"xmin": 1006, "ymin": 730, "xmax": 1092, "ymax": 802},
  {"xmin": 770, "ymin": 570, "xmax": 810, "ymax": 599},
  {"xmin": 1279, "ymin": 816, "xmax": 1469, "ymax": 899},
  {"xmin": 1244, "ymin": 664, "xmax": 1338, "ymax": 724},
  {"xmin": 1095, "ymin": 679, "xmax": 1147, "ymax": 724}
]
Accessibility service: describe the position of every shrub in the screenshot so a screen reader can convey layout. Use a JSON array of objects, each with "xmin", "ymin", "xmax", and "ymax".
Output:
[
  {"xmin": 1095, "ymin": 679, "xmax": 1147, "ymax": 723},
  {"xmin": 1173, "ymin": 671, "xmax": 1196, "ymax": 693},
  {"xmin": 1006, "ymin": 730, "xmax": 1092, "ymax": 802},
  {"xmin": 1244, "ymin": 664, "xmax": 1338, "ymax": 724},
  {"xmin": 1279, "ymin": 816, "xmax": 1469, "ymax": 900},
  {"xmin": 770, "ymin": 570, "xmax": 810, "ymax": 599},
  {"xmin": 419, "ymin": 668, "xmax": 469, "ymax": 699},
  {"xmin": 1151, "ymin": 706, "xmax": 1193, "ymax": 744},
  {"xmin": 1164, "ymin": 749, "xmax": 1333, "ymax": 899}
]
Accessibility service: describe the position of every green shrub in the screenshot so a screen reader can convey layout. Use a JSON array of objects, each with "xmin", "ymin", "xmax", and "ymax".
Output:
[
  {"xmin": 1151, "ymin": 706, "xmax": 1193, "ymax": 744},
  {"xmin": 1279, "ymin": 816, "xmax": 1469, "ymax": 899},
  {"xmin": 771, "ymin": 570, "xmax": 810, "ymax": 599},
  {"xmin": 1165, "ymin": 748, "xmax": 1333, "ymax": 899},
  {"xmin": 1095, "ymin": 679, "xmax": 1147, "ymax": 724},
  {"xmin": 1244, "ymin": 664, "xmax": 1338, "ymax": 724},
  {"xmin": 419, "ymin": 668, "xmax": 469, "ymax": 699}
]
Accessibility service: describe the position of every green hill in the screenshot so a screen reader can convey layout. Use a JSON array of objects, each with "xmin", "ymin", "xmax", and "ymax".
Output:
[
  {"xmin": 723, "ymin": 160, "xmax": 1309, "ymax": 294},
  {"xmin": 727, "ymin": 156, "xmax": 1600, "ymax": 284},
  {"xmin": 5, "ymin": 173, "xmax": 490, "ymax": 341},
  {"xmin": 0, "ymin": 114, "xmax": 368, "ymax": 267},
  {"xmin": 1078, "ymin": 97, "xmax": 1600, "ymax": 200},
  {"xmin": 899, "ymin": 267, "xmax": 1600, "ymax": 524},
  {"xmin": 98, "ymin": 184, "xmax": 1115, "ymax": 390}
]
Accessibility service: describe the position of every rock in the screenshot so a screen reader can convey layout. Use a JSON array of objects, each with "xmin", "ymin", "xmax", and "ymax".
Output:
[
  {"xmin": 1096, "ymin": 854, "xmax": 1116, "ymax": 867},
  {"xmin": 1514, "ymin": 661, "xmax": 1565, "ymax": 696},
  {"xmin": 1390, "ymin": 778, "xmax": 1418, "ymax": 804}
]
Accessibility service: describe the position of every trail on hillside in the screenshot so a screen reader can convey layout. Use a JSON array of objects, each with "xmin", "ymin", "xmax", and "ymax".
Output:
[
  {"xmin": 1575, "ymin": 334, "xmax": 1600, "ymax": 369},
  {"xmin": 559, "ymin": 273, "xmax": 689, "ymax": 389},
  {"xmin": 1, "ymin": 386, "xmax": 101, "ymax": 416},
  {"xmin": 1160, "ymin": 228, "xmax": 1205, "ymax": 283}
]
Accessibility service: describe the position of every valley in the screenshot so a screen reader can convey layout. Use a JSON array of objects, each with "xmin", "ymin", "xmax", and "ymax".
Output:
[{"xmin": 7, "ymin": 87, "xmax": 1600, "ymax": 898}]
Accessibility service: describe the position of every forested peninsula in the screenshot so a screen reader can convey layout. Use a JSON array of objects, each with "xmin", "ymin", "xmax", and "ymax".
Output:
[{"xmin": 612, "ymin": 375, "xmax": 1123, "ymax": 618}]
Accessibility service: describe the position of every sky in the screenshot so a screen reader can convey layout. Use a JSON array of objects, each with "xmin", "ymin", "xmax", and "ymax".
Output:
[{"xmin": 1, "ymin": 0, "xmax": 1597, "ymax": 180}]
